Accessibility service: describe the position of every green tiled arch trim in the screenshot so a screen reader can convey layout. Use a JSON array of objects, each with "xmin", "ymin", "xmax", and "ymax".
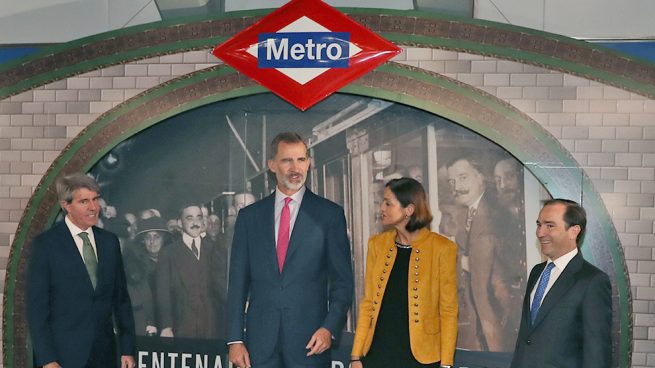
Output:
[
  {"xmin": 3, "ymin": 62, "xmax": 631, "ymax": 367},
  {"xmin": 0, "ymin": 8, "xmax": 654, "ymax": 101}
]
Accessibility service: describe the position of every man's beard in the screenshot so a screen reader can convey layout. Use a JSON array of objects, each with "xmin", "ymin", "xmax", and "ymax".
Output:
[{"xmin": 281, "ymin": 174, "xmax": 306, "ymax": 191}]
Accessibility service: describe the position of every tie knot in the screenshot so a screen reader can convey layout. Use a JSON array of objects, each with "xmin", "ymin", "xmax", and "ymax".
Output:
[
  {"xmin": 544, "ymin": 262, "xmax": 555, "ymax": 272},
  {"xmin": 78, "ymin": 232, "xmax": 90, "ymax": 241},
  {"xmin": 284, "ymin": 197, "xmax": 292, "ymax": 206}
]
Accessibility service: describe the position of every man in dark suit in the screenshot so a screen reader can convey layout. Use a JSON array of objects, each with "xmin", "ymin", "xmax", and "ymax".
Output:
[
  {"xmin": 446, "ymin": 156, "xmax": 516, "ymax": 352},
  {"xmin": 27, "ymin": 173, "xmax": 135, "ymax": 368},
  {"xmin": 511, "ymin": 199, "xmax": 611, "ymax": 368},
  {"xmin": 227, "ymin": 132, "xmax": 354, "ymax": 368},
  {"xmin": 156, "ymin": 203, "xmax": 222, "ymax": 339}
]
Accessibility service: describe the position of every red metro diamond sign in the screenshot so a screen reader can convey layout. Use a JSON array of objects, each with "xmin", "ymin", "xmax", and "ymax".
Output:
[{"xmin": 212, "ymin": 0, "xmax": 401, "ymax": 110}]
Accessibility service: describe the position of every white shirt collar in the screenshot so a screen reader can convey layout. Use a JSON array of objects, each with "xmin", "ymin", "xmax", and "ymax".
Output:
[
  {"xmin": 275, "ymin": 185, "xmax": 306, "ymax": 204},
  {"xmin": 182, "ymin": 232, "xmax": 202, "ymax": 248},
  {"xmin": 469, "ymin": 191, "xmax": 485, "ymax": 211},
  {"xmin": 549, "ymin": 247, "xmax": 578, "ymax": 271},
  {"xmin": 64, "ymin": 216, "xmax": 97, "ymax": 261},
  {"xmin": 64, "ymin": 215, "xmax": 95, "ymax": 239}
]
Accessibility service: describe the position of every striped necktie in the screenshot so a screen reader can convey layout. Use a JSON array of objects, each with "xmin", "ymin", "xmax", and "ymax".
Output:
[
  {"xmin": 191, "ymin": 238, "xmax": 199, "ymax": 259},
  {"xmin": 78, "ymin": 232, "xmax": 98, "ymax": 289}
]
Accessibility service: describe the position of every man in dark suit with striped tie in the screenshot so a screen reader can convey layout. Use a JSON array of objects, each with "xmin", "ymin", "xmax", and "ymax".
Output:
[
  {"xmin": 510, "ymin": 199, "xmax": 612, "ymax": 368},
  {"xmin": 27, "ymin": 173, "xmax": 135, "ymax": 368},
  {"xmin": 156, "ymin": 203, "xmax": 222, "ymax": 339},
  {"xmin": 446, "ymin": 156, "xmax": 515, "ymax": 351}
]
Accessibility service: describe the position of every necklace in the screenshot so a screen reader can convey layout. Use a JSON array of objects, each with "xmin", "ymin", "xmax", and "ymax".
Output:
[{"xmin": 394, "ymin": 240, "xmax": 412, "ymax": 249}]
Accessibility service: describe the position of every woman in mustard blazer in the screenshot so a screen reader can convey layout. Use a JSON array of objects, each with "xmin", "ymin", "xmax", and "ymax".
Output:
[{"xmin": 351, "ymin": 177, "xmax": 458, "ymax": 368}]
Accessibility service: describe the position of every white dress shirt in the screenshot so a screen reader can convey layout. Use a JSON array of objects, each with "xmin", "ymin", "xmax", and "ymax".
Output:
[
  {"xmin": 64, "ymin": 216, "xmax": 98, "ymax": 262},
  {"xmin": 274, "ymin": 186, "xmax": 305, "ymax": 247},
  {"xmin": 530, "ymin": 247, "xmax": 579, "ymax": 305},
  {"xmin": 182, "ymin": 232, "xmax": 202, "ymax": 259},
  {"xmin": 468, "ymin": 192, "xmax": 484, "ymax": 213}
]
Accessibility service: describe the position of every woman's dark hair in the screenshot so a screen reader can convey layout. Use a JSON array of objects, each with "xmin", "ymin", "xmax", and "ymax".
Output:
[{"xmin": 386, "ymin": 177, "xmax": 433, "ymax": 232}]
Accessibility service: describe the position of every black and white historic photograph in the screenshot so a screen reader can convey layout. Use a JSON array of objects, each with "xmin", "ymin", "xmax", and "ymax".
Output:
[{"xmin": 88, "ymin": 92, "xmax": 545, "ymax": 367}]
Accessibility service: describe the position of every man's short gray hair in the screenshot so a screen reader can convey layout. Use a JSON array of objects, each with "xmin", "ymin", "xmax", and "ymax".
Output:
[
  {"xmin": 269, "ymin": 132, "xmax": 307, "ymax": 160},
  {"xmin": 56, "ymin": 173, "xmax": 100, "ymax": 204}
]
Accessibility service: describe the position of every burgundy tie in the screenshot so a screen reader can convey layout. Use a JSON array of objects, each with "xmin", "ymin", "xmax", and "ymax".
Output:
[{"xmin": 277, "ymin": 197, "xmax": 292, "ymax": 272}]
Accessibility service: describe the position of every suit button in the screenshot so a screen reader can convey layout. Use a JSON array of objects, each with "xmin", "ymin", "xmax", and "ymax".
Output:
[
  {"xmin": 413, "ymin": 295, "xmax": 418, "ymax": 299},
  {"xmin": 414, "ymin": 319, "xmax": 419, "ymax": 323},
  {"xmin": 415, "ymin": 257, "xmax": 420, "ymax": 261},
  {"xmin": 377, "ymin": 284, "xmax": 382, "ymax": 288},
  {"xmin": 415, "ymin": 249, "xmax": 420, "ymax": 253},
  {"xmin": 413, "ymin": 287, "xmax": 418, "ymax": 291},
  {"xmin": 385, "ymin": 262, "xmax": 389, "ymax": 266},
  {"xmin": 414, "ymin": 303, "xmax": 418, "ymax": 307},
  {"xmin": 374, "ymin": 300, "xmax": 378, "ymax": 305},
  {"xmin": 380, "ymin": 276, "xmax": 384, "ymax": 281},
  {"xmin": 414, "ymin": 265, "xmax": 419, "ymax": 269},
  {"xmin": 526, "ymin": 339, "xmax": 532, "ymax": 345},
  {"xmin": 382, "ymin": 269, "xmax": 387, "ymax": 273}
]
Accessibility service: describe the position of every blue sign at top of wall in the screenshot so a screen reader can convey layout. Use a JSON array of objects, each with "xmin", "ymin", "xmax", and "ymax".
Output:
[{"xmin": 257, "ymin": 32, "xmax": 350, "ymax": 68}]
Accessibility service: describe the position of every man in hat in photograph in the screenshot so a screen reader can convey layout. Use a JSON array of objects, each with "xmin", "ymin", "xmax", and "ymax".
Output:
[{"xmin": 124, "ymin": 215, "xmax": 170, "ymax": 336}]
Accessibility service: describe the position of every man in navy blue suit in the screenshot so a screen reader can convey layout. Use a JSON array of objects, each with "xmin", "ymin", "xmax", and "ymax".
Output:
[
  {"xmin": 27, "ymin": 173, "xmax": 135, "ymax": 368},
  {"xmin": 510, "ymin": 199, "xmax": 611, "ymax": 368},
  {"xmin": 227, "ymin": 132, "xmax": 354, "ymax": 368}
]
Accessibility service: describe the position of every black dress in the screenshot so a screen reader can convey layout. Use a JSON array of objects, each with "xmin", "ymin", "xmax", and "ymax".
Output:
[{"xmin": 361, "ymin": 246, "xmax": 439, "ymax": 368}]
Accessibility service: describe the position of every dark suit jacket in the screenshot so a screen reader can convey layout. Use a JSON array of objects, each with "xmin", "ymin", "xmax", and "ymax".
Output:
[
  {"xmin": 27, "ymin": 221, "xmax": 135, "ymax": 367},
  {"xmin": 227, "ymin": 189, "xmax": 354, "ymax": 365},
  {"xmin": 456, "ymin": 194, "xmax": 513, "ymax": 351},
  {"xmin": 156, "ymin": 237, "xmax": 221, "ymax": 339},
  {"xmin": 510, "ymin": 252, "xmax": 612, "ymax": 368},
  {"xmin": 123, "ymin": 245, "xmax": 157, "ymax": 335}
]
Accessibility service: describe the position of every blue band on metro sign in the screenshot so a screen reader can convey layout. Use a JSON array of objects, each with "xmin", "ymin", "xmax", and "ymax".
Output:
[
  {"xmin": 258, "ymin": 32, "xmax": 350, "ymax": 69},
  {"xmin": 213, "ymin": 0, "xmax": 400, "ymax": 111}
]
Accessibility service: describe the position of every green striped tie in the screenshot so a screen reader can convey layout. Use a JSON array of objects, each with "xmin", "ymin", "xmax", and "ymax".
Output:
[{"xmin": 78, "ymin": 232, "xmax": 98, "ymax": 289}]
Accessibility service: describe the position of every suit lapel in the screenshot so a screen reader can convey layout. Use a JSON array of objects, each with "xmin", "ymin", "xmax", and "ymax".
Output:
[
  {"xmin": 468, "ymin": 195, "xmax": 491, "ymax": 240},
  {"xmin": 172, "ymin": 239, "xmax": 201, "ymax": 290},
  {"xmin": 531, "ymin": 253, "xmax": 583, "ymax": 329},
  {"xmin": 259, "ymin": 194, "xmax": 280, "ymax": 276},
  {"xmin": 522, "ymin": 263, "xmax": 544, "ymax": 330},
  {"xmin": 56, "ymin": 221, "xmax": 96, "ymax": 292},
  {"xmin": 283, "ymin": 190, "xmax": 314, "ymax": 272},
  {"xmin": 93, "ymin": 226, "xmax": 109, "ymax": 293}
]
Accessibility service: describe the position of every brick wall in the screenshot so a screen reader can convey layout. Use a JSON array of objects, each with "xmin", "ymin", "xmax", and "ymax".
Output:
[{"xmin": 1, "ymin": 47, "xmax": 653, "ymax": 367}]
